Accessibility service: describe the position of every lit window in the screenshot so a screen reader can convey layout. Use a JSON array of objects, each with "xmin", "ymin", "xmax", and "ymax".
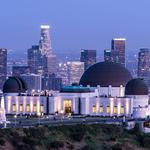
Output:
[
  {"xmin": 12, "ymin": 104, "xmax": 16, "ymax": 112},
  {"xmin": 92, "ymin": 105, "xmax": 96, "ymax": 113},
  {"xmin": 40, "ymin": 105, "xmax": 44, "ymax": 113},
  {"xmin": 114, "ymin": 106, "xmax": 117, "ymax": 113},
  {"xmin": 19, "ymin": 104, "xmax": 23, "ymax": 112},
  {"xmin": 106, "ymin": 106, "xmax": 110, "ymax": 113},
  {"xmin": 26, "ymin": 104, "xmax": 30, "ymax": 112},
  {"xmin": 99, "ymin": 106, "xmax": 103, "ymax": 113},
  {"xmin": 121, "ymin": 106, "xmax": 124, "ymax": 114},
  {"xmin": 33, "ymin": 104, "xmax": 37, "ymax": 112}
]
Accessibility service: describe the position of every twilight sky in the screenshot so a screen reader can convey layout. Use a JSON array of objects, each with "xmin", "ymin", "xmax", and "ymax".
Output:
[{"xmin": 0, "ymin": 0, "xmax": 150, "ymax": 56}]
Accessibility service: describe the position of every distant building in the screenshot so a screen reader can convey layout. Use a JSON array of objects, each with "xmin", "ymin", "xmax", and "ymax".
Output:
[
  {"xmin": 67, "ymin": 61, "xmax": 84, "ymax": 85},
  {"xmin": 80, "ymin": 49, "xmax": 96, "ymax": 71},
  {"xmin": 20, "ymin": 74, "xmax": 42, "ymax": 93},
  {"xmin": 42, "ymin": 73, "xmax": 62, "ymax": 91},
  {"xmin": 12, "ymin": 66, "xmax": 30, "ymax": 76},
  {"xmin": 111, "ymin": 38, "xmax": 126, "ymax": 67},
  {"xmin": 57, "ymin": 63, "xmax": 69, "ymax": 85},
  {"xmin": 0, "ymin": 48, "xmax": 7, "ymax": 89},
  {"xmin": 46, "ymin": 55, "xmax": 57, "ymax": 74},
  {"xmin": 104, "ymin": 49, "xmax": 112, "ymax": 62},
  {"xmin": 39, "ymin": 25, "xmax": 52, "ymax": 56},
  {"xmin": 27, "ymin": 45, "xmax": 44, "ymax": 74},
  {"xmin": 39, "ymin": 25, "xmax": 57, "ymax": 74},
  {"xmin": 138, "ymin": 48, "xmax": 150, "ymax": 85}
]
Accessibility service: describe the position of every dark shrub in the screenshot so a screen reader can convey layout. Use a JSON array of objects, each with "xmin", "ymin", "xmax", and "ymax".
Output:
[
  {"xmin": 66, "ymin": 142, "xmax": 74, "ymax": 149},
  {"xmin": 142, "ymin": 136, "xmax": 150, "ymax": 148},
  {"xmin": 85, "ymin": 135, "xmax": 93, "ymax": 143},
  {"xmin": 17, "ymin": 143, "xmax": 35, "ymax": 150},
  {"xmin": 11, "ymin": 138, "xmax": 18, "ymax": 146},
  {"xmin": 101, "ymin": 124, "xmax": 123, "ymax": 138},
  {"xmin": 0, "ymin": 138, "xmax": 5, "ymax": 146},
  {"xmin": 22, "ymin": 136, "xmax": 39, "ymax": 145},
  {"xmin": 47, "ymin": 141, "xmax": 64, "ymax": 149},
  {"xmin": 112, "ymin": 143, "xmax": 122, "ymax": 150},
  {"xmin": 81, "ymin": 145, "xmax": 94, "ymax": 150},
  {"xmin": 109, "ymin": 136, "xmax": 116, "ymax": 141},
  {"xmin": 69, "ymin": 125, "xmax": 86, "ymax": 141},
  {"xmin": 130, "ymin": 123, "xmax": 141, "ymax": 135}
]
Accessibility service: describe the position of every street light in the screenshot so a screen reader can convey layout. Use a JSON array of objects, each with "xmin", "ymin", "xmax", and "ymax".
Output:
[
  {"xmin": 14, "ymin": 115, "xmax": 17, "ymax": 126},
  {"xmin": 60, "ymin": 110, "xmax": 64, "ymax": 122},
  {"xmin": 37, "ymin": 112, "xmax": 41, "ymax": 125}
]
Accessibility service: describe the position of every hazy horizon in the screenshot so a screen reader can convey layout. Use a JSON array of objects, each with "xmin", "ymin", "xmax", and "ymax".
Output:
[{"xmin": 1, "ymin": 0, "xmax": 150, "ymax": 56}]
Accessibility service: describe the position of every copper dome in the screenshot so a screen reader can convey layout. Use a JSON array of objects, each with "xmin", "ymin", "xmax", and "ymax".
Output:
[{"xmin": 80, "ymin": 62, "xmax": 132, "ymax": 87}]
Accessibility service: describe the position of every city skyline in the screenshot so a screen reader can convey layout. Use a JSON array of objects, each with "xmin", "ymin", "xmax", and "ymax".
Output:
[{"xmin": 0, "ymin": 0, "xmax": 150, "ymax": 56}]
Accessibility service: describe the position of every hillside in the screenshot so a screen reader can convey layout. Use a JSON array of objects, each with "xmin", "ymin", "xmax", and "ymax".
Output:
[{"xmin": 0, "ymin": 124, "xmax": 149, "ymax": 150}]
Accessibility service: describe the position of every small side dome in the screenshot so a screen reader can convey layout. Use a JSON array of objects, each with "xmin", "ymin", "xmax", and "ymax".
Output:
[
  {"xmin": 125, "ymin": 78, "xmax": 148, "ymax": 95},
  {"xmin": 3, "ymin": 77, "xmax": 27, "ymax": 93},
  {"xmin": 17, "ymin": 77, "xmax": 28, "ymax": 91}
]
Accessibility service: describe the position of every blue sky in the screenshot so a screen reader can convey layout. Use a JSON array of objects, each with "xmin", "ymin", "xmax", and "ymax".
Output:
[{"xmin": 0, "ymin": 0, "xmax": 150, "ymax": 56}]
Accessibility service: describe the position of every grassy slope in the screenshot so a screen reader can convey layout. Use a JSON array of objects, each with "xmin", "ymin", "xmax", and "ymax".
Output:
[{"xmin": 0, "ymin": 124, "xmax": 149, "ymax": 150}]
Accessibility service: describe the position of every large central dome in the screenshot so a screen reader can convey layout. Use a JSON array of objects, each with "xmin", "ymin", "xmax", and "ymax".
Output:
[{"xmin": 80, "ymin": 62, "xmax": 132, "ymax": 87}]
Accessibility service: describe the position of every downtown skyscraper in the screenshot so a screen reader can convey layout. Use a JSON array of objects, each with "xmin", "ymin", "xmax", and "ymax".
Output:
[
  {"xmin": 39, "ymin": 25, "xmax": 53, "ymax": 56},
  {"xmin": 80, "ymin": 49, "xmax": 96, "ymax": 71},
  {"xmin": 111, "ymin": 38, "xmax": 126, "ymax": 67},
  {"xmin": 138, "ymin": 48, "xmax": 150, "ymax": 86},
  {"xmin": 28, "ymin": 45, "xmax": 44, "ymax": 74},
  {"xmin": 39, "ymin": 25, "xmax": 57, "ymax": 74},
  {"xmin": 28, "ymin": 25, "xmax": 57, "ymax": 75}
]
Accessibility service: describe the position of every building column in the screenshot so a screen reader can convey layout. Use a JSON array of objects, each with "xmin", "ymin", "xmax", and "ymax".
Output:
[
  {"xmin": 117, "ymin": 99, "xmax": 121, "ymax": 116},
  {"xmin": 23, "ymin": 96, "xmax": 26, "ymax": 114},
  {"xmin": 37, "ymin": 97, "xmax": 40, "ymax": 115}
]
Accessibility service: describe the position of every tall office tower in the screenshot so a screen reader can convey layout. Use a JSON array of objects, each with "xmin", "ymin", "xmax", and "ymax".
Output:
[
  {"xmin": 80, "ymin": 49, "xmax": 96, "ymax": 71},
  {"xmin": 111, "ymin": 38, "xmax": 126, "ymax": 66},
  {"xmin": 138, "ymin": 48, "xmax": 150, "ymax": 85},
  {"xmin": 12, "ymin": 66, "xmax": 30, "ymax": 76},
  {"xmin": 104, "ymin": 49, "xmax": 112, "ymax": 62},
  {"xmin": 46, "ymin": 55, "xmax": 57, "ymax": 74},
  {"xmin": 0, "ymin": 49, "xmax": 7, "ymax": 89},
  {"xmin": 39, "ymin": 25, "xmax": 52, "ymax": 55},
  {"xmin": 67, "ymin": 61, "xmax": 84, "ymax": 85},
  {"xmin": 20, "ymin": 74, "xmax": 42, "ymax": 93},
  {"xmin": 27, "ymin": 45, "xmax": 44, "ymax": 74},
  {"xmin": 39, "ymin": 25, "xmax": 57, "ymax": 74}
]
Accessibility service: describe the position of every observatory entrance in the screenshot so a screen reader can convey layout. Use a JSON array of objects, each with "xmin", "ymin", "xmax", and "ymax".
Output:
[{"xmin": 64, "ymin": 100, "xmax": 72, "ymax": 114}]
